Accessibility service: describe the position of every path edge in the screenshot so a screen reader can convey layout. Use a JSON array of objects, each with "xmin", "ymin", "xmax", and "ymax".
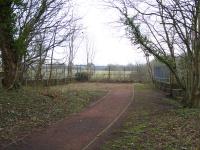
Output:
[
  {"xmin": 82, "ymin": 86, "xmax": 135, "ymax": 150},
  {"xmin": 3, "ymin": 90, "xmax": 112, "ymax": 150}
]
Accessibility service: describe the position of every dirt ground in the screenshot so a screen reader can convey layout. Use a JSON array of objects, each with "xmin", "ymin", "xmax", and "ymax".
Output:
[{"xmin": 4, "ymin": 83, "xmax": 133, "ymax": 150}]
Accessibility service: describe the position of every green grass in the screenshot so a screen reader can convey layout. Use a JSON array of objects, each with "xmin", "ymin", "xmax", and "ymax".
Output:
[
  {"xmin": 102, "ymin": 84, "xmax": 200, "ymax": 150},
  {"xmin": 28, "ymin": 69, "xmax": 135, "ymax": 80},
  {"xmin": 0, "ymin": 83, "xmax": 106, "ymax": 147},
  {"xmin": 133, "ymin": 83, "xmax": 153, "ymax": 90}
]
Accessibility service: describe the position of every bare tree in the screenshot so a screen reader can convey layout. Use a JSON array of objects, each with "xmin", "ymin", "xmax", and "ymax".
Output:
[
  {"xmin": 34, "ymin": 32, "xmax": 49, "ymax": 81},
  {"xmin": 85, "ymin": 38, "xmax": 96, "ymax": 75},
  {"xmin": 107, "ymin": 0, "xmax": 200, "ymax": 107},
  {"xmin": 66, "ymin": 23, "xmax": 83, "ymax": 79},
  {"xmin": 145, "ymin": 53, "xmax": 154, "ymax": 83},
  {"xmin": 48, "ymin": 26, "xmax": 58, "ymax": 83}
]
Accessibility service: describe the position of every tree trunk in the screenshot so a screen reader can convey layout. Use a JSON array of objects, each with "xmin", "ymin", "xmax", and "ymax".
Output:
[
  {"xmin": 145, "ymin": 54, "xmax": 155, "ymax": 84},
  {"xmin": 35, "ymin": 55, "xmax": 46, "ymax": 81},
  {"xmin": 35, "ymin": 62, "xmax": 43, "ymax": 81},
  {"xmin": 67, "ymin": 62, "xmax": 73, "ymax": 80},
  {"xmin": 48, "ymin": 49, "xmax": 54, "ymax": 86},
  {"xmin": 1, "ymin": 54, "xmax": 19, "ymax": 89},
  {"xmin": 183, "ymin": 88, "xmax": 200, "ymax": 107},
  {"xmin": 169, "ymin": 72, "xmax": 176, "ymax": 97},
  {"xmin": 0, "ymin": 2, "xmax": 20, "ymax": 89}
]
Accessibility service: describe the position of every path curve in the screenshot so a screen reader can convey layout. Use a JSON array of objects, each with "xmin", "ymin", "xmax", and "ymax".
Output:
[{"xmin": 5, "ymin": 84, "xmax": 133, "ymax": 150}]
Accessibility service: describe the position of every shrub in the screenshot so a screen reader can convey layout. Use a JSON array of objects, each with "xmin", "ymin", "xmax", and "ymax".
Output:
[{"xmin": 75, "ymin": 72, "xmax": 91, "ymax": 81}]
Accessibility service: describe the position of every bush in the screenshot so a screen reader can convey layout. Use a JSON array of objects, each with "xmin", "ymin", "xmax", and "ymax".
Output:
[{"xmin": 75, "ymin": 72, "xmax": 91, "ymax": 81}]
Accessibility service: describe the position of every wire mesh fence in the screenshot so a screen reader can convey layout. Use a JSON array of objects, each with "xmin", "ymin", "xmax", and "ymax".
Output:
[
  {"xmin": 153, "ymin": 65, "xmax": 170, "ymax": 83},
  {"xmin": 20, "ymin": 64, "xmax": 148, "ymax": 86},
  {"xmin": 0, "ymin": 63, "xmax": 153, "ymax": 87},
  {"xmin": 0, "ymin": 62, "xmax": 172, "ymax": 87}
]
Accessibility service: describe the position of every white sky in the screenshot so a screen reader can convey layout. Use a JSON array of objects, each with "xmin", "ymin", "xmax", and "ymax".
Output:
[{"xmin": 66, "ymin": 0, "xmax": 147, "ymax": 65}]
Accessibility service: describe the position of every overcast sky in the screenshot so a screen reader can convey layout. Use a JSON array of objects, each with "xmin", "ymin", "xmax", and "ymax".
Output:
[{"xmin": 69, "ymin": 0, "xmax": 147, "ymax": 65}]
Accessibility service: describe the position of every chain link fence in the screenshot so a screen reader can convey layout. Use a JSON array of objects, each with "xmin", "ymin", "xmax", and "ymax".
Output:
[
  {"xmin": 0, "ymin": 64, "xmax": 150, "ymax": 87},
  {"xmin": 23, "ymin": 64, "xmax": 148, "ymax": 85}
]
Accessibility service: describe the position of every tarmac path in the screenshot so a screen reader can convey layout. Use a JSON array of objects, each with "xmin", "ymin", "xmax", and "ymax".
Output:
[{"xmin": 5, "ymin": 84, "xmax": 133, "ymax": 150}]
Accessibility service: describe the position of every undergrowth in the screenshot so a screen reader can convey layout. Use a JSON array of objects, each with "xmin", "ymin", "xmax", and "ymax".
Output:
[
  {"xmin": 0, "ymin": 85, "xmax": 106, "ymax": 148},
  {"xmin": 103, "ymin": 84, "xmax": 200, "ymax": 150}
]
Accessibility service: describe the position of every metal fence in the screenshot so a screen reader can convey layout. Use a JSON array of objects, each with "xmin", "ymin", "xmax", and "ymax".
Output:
[
  {"xmin": 24, "ymin": 64, "xmax": 147, "ymax": 83},
  {"xmin": 153, "ymin": 65, "xmax": 170, "ymax": 83},
  {"xmin": 0, "ymin": 64, "xmax": 150, "ymax": 87}
]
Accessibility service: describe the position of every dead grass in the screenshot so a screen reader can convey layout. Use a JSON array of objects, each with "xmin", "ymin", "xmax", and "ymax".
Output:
[{"xmin": 0, "ymin": 83, "xmax": 107, "ymax": 148}]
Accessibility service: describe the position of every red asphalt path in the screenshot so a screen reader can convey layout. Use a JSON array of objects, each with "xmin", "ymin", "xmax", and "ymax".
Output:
[{"xmin": 5, "ymin": 84, "xmax": 133, "ymax": 150}]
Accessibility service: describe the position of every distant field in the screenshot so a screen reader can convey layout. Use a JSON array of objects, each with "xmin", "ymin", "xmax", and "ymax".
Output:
[
  {"xmin": 91, "ymin": 71, "xmax": 135, "ymax": 81},
  {"xmin": 27, "ymin": 69, "xmax": 137, "ymax": 81}
]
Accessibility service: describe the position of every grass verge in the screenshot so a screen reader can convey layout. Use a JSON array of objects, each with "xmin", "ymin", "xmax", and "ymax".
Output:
[
  {"xmin": 102, "ymin": 83, "xmax": 200, "ymax": 150},
  {"xmin": 0, "ymin": 83, "xmax": 106, "ymax": 148}
]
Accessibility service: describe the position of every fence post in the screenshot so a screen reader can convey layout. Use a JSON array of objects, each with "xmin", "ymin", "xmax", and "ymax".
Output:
[
  {"xmin": 124, "ymin": 66, "xmax": 126, "ymax": 81},
  {"xmin": 64, "ymin": 66, "xmax": 66, "ymax": 83},
  {"xmin": 45, "ymin": 64, "xmax": 47, "ymax": 80},
  {"xmin": 108, "ymin": 66, "xmax": 111, "ymax": 81},
  {"xmin": 76, "ymin": 65, "xmax": 78, "ymax": 73},
  {"xmin": 56, "ymin": 68, "xmax": 58, "ymax": 85}
]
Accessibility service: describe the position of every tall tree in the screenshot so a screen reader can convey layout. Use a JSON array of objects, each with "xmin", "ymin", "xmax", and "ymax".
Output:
[
  {"xmin": 108, "ymin": 0, "xmax": 200, "ymax": 107},
  {"xmin": 0, "ymin": 0, "xmax": 74, "ymax": 89},
  {"xmin": 66, "ymin": 22, "xmax": 82, "ymax": 78},
  {"xmin": 85, "ymin": 38, "xmax": 95, "ymax": 75},
  {"xmin": 0, "ymin": 1, "xmax": 19, "ymax": 89}
]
